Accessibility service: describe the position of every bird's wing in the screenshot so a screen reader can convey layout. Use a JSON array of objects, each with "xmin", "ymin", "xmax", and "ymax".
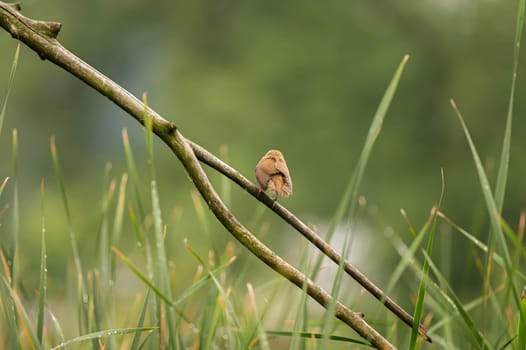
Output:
[
  {"xmin": 255, "ymin": 158, "xmax": 274, "ymax": 189},
  {"xmin": 275, "ymin": 160, "xmax": 292, "ymax": 189},
  {"xmin": 274, "ymin": 160, "xmax": 289, "ymax": 177}
]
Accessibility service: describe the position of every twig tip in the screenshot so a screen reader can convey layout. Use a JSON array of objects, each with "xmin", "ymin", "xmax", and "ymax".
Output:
[
  {"xmin": 122, "ymin": 128, "xmax": 129, "ymax": 142},
  {"xmin": 7, "ymin": 2, "xmax": 21, "ymax": 11}
]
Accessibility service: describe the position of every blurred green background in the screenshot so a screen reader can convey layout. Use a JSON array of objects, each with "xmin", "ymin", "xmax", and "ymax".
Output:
[{"xmin": 0, "ymin": 0, "xmax": 525, "ymax": 342}]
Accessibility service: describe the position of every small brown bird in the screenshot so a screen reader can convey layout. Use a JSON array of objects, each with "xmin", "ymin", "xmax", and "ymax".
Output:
[{"xmin": 255, "ymin": 150, "xmax": 293, "ymax": 198}]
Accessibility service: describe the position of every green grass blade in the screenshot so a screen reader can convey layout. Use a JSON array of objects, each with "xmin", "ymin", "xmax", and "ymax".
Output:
[
  {"xmin": 409, "ymin": 169, "xmax": 445, "ymax": 349},
  {"xmin": 495, "ymin": 0, "xmax": 525, "ymax": 211},
  {"xmin": 90, "ymin": 271, "xmax": 105, "ymax": 334},
  {"xmin": 424, "ymin": 251, "xmax": 492, "ymax": 349},
  {"xmin": 290, "ymin": 283, "xmax": 312, "ymax": 350},
  {"xmin": 110, "ymin": 173, "xmax": 128, "ymax": 280},
  {"xmin": 437, "ymin": 211, "xmax": 509, "ymax": 272},
  {"xmin": 185, "ymin": 240, "xmax": 241, "ymax": 348},
  {"xmin": 0, "ymin": 263, "xmax": 20, "ymax": 350},
  {"xmin": 0, "ymin": 44, "xmax": 20, "ymax": 137},
  {"xmin": 487, "ymin": 0, "xmax": 526, "ymax": 335},
  {"xmin": 113, "ymin": 243, "xmax": 235, "ymax": 313},
  {"xmin": 1, "ymin": 275, "xmax": 41, "ymax": 350},
  {"xmin": 240, "ymin": 278, "xmax": 282, "ymax": 349},
  {"xmin": 384, "ymin": 210, "xmax": 434, "ymax": 296},
  {"xmin": 387, "ymin": 221, "xmax": 505, "ymax": 346},
  {"xmin": 498, "ymin": 214, "xmax": 526, "ymax": 269},
  {"xmin": 122, "ymin": 127, "xmax": 157, "ymax": 338},
  {"xmin": 246, "ymin": 283, "xmax": 270, "ymax": 350},
  {"xmin": 450, "ymin": 100, "xmax": 518, "ymax": 302},
  {"xmin": 122, "ymin": 129, "xmax": 146, "ymax": 226},
  {"xmin": 320, "ymin": 249, "xmax": 346, "ymax": 348},
  {"xmin": 37, "ymin": 180, "xmax": 48, "ymax": 346},
  {"xmin": 0, "ymin": 177, "xmax": 9, "ymax": 199},
  {"xmin": 428, "ymin": 293, "xmax": 484, "ymax": 334},
  {"xmin": 297, "ymin": 54, "xmax": 411, "ymax": 346},
  {"xmin": 112, "ymin": 246, "xmax": 173, "ymax": 306},
  {"xmin": 203, "ymin": 294, "xmax": 222, "ymax": 350},
  {"xmin": 173, "ymin": 257, "xmax": 237, "ymax": 308},
  {"xmin": 122, "ymin": 128, "xmax": 154, "ymax": 283},
  {"xmin": 130, "ymin": 289, "xmax": 152, "ymax": 350},
  {"xmin": 50, "ymin": 136, "xmax": 89, "ymax": 334},
  {"xmin": 105, "ymin": 173, "xmax": 128, "ymax": 350},
  {"xmin": 48, "ymin": 310, "xmax": 65, "ymax": 347},
  {"xmin": 127, "ymin": 206, "xmax": 142, "ymax": 246},
  {"xmin": 97, "ymin": 165, "xmax": 115, "ymax": 291},
  {"xmin": 348, "ymin": 54, "xmax": 410, "ymax": 220},
  {"xmin": 143, "ymin": 112, "xmax": 166, "ymax": 277},
  {"xmin": 312, "ymin": 54, "xmax": 411, "ymax": 279},
  {"xmin": 50, "ymin": 137, "xmax": 73, "ymax": 225},
  {"xmin": 290, "ymin": 251, "xmax": 312, "ymax": 350},
  {"xmin": 49, "ymin": 327, "xmax": 157, "ymax": 350},
  {"xmin": 518, "ymin": 286, "xmax": 526, "ymax": 349},
  {"xmin": 143, "ymin": 100, "xmax": 177, "ymax": 348},
  {"xmin": 7, "ymin": 129, "xmax": 19, "ymax": 285},
  {"xmin": 86, "ymin": 272, "xmax": 100, "ymax": 349}
]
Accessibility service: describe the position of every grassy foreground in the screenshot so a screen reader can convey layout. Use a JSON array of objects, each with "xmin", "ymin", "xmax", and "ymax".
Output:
[{"xmin": 1, "ymin": 1, "xmax": 526, "ymax": 348}]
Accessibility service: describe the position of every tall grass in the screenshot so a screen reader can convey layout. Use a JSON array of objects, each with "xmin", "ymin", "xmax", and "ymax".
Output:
[
  {"xmin": 0, "ymin": 43, "xmax": 19, "ymax": 138},
  {"xmin": 1, "ymin": 2, "xmax": 526, "ymax": 348}
]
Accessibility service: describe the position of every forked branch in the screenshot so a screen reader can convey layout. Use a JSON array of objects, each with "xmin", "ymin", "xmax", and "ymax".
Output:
[{"xmin": 0, "ymin": 2, "xmax": 432, "ymax": 347}]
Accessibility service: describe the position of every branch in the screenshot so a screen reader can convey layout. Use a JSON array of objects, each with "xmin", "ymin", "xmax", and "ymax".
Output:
[
  {"xmin": 190, "ymin": 141, "xmax": 431, "ymax": 341},
  {"xmin": 0, "ymin": 2, "xmax": 430, "ymax": 347}
]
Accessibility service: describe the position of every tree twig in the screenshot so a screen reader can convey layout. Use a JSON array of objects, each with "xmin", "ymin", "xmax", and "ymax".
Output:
[{"xmin": 0, "ymin": 2, "xmax": 430, "ymax": 347}]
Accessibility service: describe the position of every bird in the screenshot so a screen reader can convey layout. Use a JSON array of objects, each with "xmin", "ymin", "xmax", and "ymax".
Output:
[{"xmin": 255, "ymin": 150, "xmax": 293, "ymax": 198}]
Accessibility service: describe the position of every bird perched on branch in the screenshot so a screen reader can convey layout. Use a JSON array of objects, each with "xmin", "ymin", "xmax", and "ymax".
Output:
[{"xmin": 255, "ymin": 150, "xmax": 293, "ymax": 198}]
